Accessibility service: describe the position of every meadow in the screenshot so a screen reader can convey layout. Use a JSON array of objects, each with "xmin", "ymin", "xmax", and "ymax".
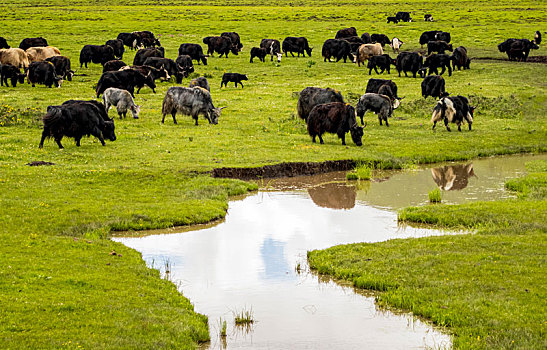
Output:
[{"xmin": 0, "ymin": 0, "xmax": 546, "ymax": 348}]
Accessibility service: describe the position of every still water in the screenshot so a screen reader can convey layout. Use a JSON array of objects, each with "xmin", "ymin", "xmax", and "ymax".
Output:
[{"xmin": 113, "ymin": 154, "xmax": 544, "ymax": 349}]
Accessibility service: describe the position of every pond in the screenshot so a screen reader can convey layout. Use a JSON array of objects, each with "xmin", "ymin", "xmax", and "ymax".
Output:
[{"xmin": 113, "ymin": 154, "xmax": 544, "ymax": 349}]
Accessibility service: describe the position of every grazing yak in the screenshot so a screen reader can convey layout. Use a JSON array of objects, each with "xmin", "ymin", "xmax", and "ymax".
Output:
[
  {"xmin": 387, "ymin": 17, "xmax": 399, "ymax": 24},
  {"xmin": 79, "ymin": 45, "xmax": 116, "ymax": 68},
  {"xmin": 96, "ymin": 69, "xmax": 156, "ymax": 97},
  {"xmin": 371, "ymin": 34, "xmax": 391, "ymax": 47},
  {"xmin": 19, "ymin": 37, "xmax": 48, "ymax": 51},
  {"xmin": 307, "ymin": 102, "xmax": 363, "ymax": 146},
  {"xmin": 189, "ymin": 77, "xmax": 210, "ymax": 91},
  {"xmin": 178, "ymin": 43, "xmax": 208, "ymax": 65},
  {"xmin": 0, "ymin": 37, "xmax": 10, "ymax": 49},
  {"xmin": 203, "ymin": 36, "xmax": 238, "ymax": 57},
  {"xmin": 533, "ymin": 30, "xmax": 542, "ymax": 45},
  {"xmin": 419, "ymin": 31, "xmax": 442, "ymax": 47},
  {"xmin": 0, "ymin": 63, "xmax": 26, "ymax": 87},
  {"xmin": 282, "ymin": 37, "xmax": 313, "ymax": 57},
  {"xmin": 221, "ymin": 32, "xmax": 243, "ymax": 51},
  {"xmin": 26, "ymin": 46, "xmax": 61, "ymax": 62},
  {"xmin": 133, "ymin": 31, "xmax": 160, "ymax": 48},
  {"xmin": 39, "ymin": 102, "xmax": 116, "ymax": 149},
  {"xmin": 103, "ymin": 87, "xmax": 140, "ymax": 119},
  {"xmin": 427, "ymin": 40, "xmax": 453, "ymax": 55},
  {"xmin": 356, "ymin": 93, "xmax": 395, "ymax": 126},
  {"xmin": 45, "ymin": 56, "xmax": 74, "ymax": 81},
  {"xmin": 431, "ymin": 163, "xmax": 475, "ymax": 191},
  {"xmin": 335, "ymin": 27, "xmax": 358, "ymax": 39},
  {"xmin": 396, "ymin": 51, "xmax": 423, "ymax": 78},
  {"xmin": 250, "ymin": 47, "xmax": 267, "ymax": 63},
  {"xmin": 143, "ymin": 57, "xmax": 185, "ymax": 83},
  {"xmin": 423, "ymin": 53, "xmax": 452, "ymax": 76},
  {"xmin": 435, "ymin": 31, "xmax": 451, "ymax": 43},
  {"xmin": 117, "ymin": 32, "xmax": 140, "ymax": 50},
  {"xmin": 498, "ymin": 38, "xmax": 538, "ymax": 61},
  {"xmin": 121, "ymin": 64, "xmax": 170, "ymax": 86},
  {"xmin": 322, "ymin": 39, "xmax": 353, "ymax": 63},
  {"xmin": 451, "ymin": 46, "xmax": 470, "ymax": 70},
  {"xmin": 355, "ymin": 43, "xmax": 383, "ymax": 66},
  {"xmin": 424, "ymin": 14, "xmax": 434, "ymax": 22},
  {"xmin": 396, "ymin": 11, "xmax": 412, "ymax": 22},
  {"xmin": 297, "ymin": 87, "xmax": 345, "ymax": 122},
  {"xmin": 105, "ymin": 39, "xmax": 125, "ymax": 60},
  {"xmin": 361, "ymin": 32, "xmax": 372, "ymax": 44},
  {"xmin": 431, "ymin": 95, "xmax": 475, "ymax": 131},
  {"xmin": 260, "ymin": 39, "xmax": 283, "ymax": 62},
  {"xmin": 161, "ymin": 86, "xmax": 224, "ymax": 125},
  {"xmin": 133, "ymin": 47, "xmax": 164, "ymax": 66},
  {"xmin": 389, "ymin": 38, "xmax": 404, "ymax": 53},
  {"xmin": 0, "ymin": 48, "xmax": 30, "ymax": 68},
  {"xmin": 421, "ymin": 75, "xmax": 448, "ymax": 99},
  {"xmin": 103, "ymin": 60, "xmax": 127, "ymax": 72},
  {"xmin": 221, "ymin": 73, "xmax": 248, "ymax": 88},
  {"xmin": 27, "ymin": 61, "xmax": 63, "ymax": 88},
  {"xmin": 175, "ymin": 54, "xmax": 195, "ymax": 77},
  {"xmin": 365, "ymin": 79, "xmax": 401, "ymax": 108},
  {"xmin": 367, "ymin": 54, "xmax": 396, "ymax": 75}
]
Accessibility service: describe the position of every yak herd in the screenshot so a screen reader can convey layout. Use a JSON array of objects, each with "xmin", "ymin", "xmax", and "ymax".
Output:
[{"xmin": 0, "ymin": 23, "xmax": 542, "ymax": 149}]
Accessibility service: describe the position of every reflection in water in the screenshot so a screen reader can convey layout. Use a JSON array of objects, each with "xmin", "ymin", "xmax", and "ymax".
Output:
[
  {"xmin": 431, "ymin": 163, "xmax": 476, "ymax": 191},
  {"xmin": 308, "ymin": 182, "xmax": 356, "ymax": 209}
]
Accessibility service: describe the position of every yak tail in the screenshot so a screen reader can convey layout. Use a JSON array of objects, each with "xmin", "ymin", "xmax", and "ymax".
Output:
[
  {"xmin": 43, "ymin": 107, "xmax": 64, "ymax": 128},
  {"xmin": 161, "ymin": 93, "xmax": 173, "ymax": 116},
  {"xmin": 431, "ymin": 99, "xmax": 445, "ymax": 123}
]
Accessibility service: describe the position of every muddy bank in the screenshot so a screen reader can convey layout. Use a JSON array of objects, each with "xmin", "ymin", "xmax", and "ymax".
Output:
[
  {"xmin": 212, "ymin": 160, "xmax": 358, "ymax": 179},
  {"xmin": 473, "ymin": 56, "xmax": 547, "ymax": 64}
]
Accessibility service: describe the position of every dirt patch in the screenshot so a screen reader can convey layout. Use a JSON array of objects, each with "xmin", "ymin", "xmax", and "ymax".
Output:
[
  {"xmin": 473, "ymin": 56, "xmax": 547, "ymax": 64},
  {"xmin": 26, "ymin": 161, "xmax": 55, "ymax": 166},
  {"xmin": 212, "ymin": 160, "xmax": 357, "ymax": 180}
]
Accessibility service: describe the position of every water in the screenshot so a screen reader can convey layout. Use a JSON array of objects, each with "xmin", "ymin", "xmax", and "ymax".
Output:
[{"xmin": 113, "ymin": 154, "xmax": 545, "ymax": 349}]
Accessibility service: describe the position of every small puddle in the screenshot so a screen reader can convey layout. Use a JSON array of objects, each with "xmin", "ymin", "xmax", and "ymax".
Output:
[{"xmin": 113, "ymin": 154, "xmax": 545, "ymax": 349}]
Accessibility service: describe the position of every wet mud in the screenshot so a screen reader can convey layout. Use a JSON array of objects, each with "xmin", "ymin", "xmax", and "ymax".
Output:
[
  {"xmin": 474, "ymin": 56, "xmax": 547, "ymax": 64},
  {"xmin": 212, "ymin": 160, "xmax": 357, "ymax": 179}
]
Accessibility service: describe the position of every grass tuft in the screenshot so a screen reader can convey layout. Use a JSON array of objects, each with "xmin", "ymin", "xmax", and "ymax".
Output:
[{"xmin": 428, "ymin": 188, "xmax": 442, "ymax": 203}]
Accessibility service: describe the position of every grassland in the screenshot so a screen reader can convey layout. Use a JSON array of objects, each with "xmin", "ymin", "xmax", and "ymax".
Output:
[{"xmin": 0, "ymin": 0, "xmax": 546, "ymax": 348}]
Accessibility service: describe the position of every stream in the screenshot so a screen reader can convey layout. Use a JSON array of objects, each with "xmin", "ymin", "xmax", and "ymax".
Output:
[{"xmin": 113, "ymin": 154, "xmax": 545, "ymax": 349}]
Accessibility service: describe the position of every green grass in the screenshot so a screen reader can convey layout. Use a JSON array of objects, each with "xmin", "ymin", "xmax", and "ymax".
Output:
[
  {"xmin": 234, "ymin": 308, "xmax": 255, "ymax": 325},
  {"xmin": 0, "ymin": 0, "xmax": 546, "ymax": 348},
  {"xmin": 308, "ymin": 161, "xmax": 547, "ymax": 349},
  {"xmin": 428, "ymin": 188, "xmax": 442, "ymax": 203},
  {"xmin": 346, "ymin": 163, "xmax": 372, "ymax": 180}
]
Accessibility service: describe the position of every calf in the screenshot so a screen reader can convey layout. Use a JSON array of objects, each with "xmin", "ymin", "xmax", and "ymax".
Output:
[
  {"xmin": 396, "ymin": 51, "xmax": 423, "ymax": 78},
  {"xmin": 39, "ymin": 102, "xmax": 115, "ymax": 149},
  {"xmin": 221, "ymin": 73, "xmax": 247, "ymax": 88},
  {"xmin": 367, "ymin": 54, "xmax": 396, "ymax": 75},
  {"xmin": 423, "ymin": 53, "xmax": 452, "ymax": 76},
  {"xmin": 396, "ymin": 11, "xmax": 412, "ymax": 22},
  {"xmin": 260, "ymin": 39, "xmax": 282, "ymax": 62},
  {"xmin": 307, "ymin": 102, "xmax": 363, "ymax": 146},
  {"xmin": 0, "ymin": 63, "xmax": 25, "ymax": 87},
  {"xmin": 424, "ymin": 14, "xmax": 434, "ymax": 22},
  {"xmin": 221, "ymin": 32, "xmax": 243, "ymax": 51},
  {"xmin": 365, "ymin": 79, "xmax": 401, "ymax": 108},
  {"xmin": 45, "ymin": 56, "xmax": 74, "ymax": 81},
  {"xmin": 27, "ymin": 61, "xmax": 63, "ymax": 88},
  {"xmin": 297, "ymin": 87, "xmax": 345, "ymax": 121},
  {"xmin": 103, "ymin": 87, "xmax": 140, "ymax": 119},
  {"xmin": 79, "ymin": 45, "xmax": 115, "ymax": 68},
  {"xmin": 421, "ymin": 75, "xmax": 448, "ymax": 99},
  {"xmin": 189, "ymin": 77, "xmax": 210, "ymax": 91},
  {"xmin": 431, "ymin": 95, "xmax": 475, "ymax": 131},
  {"xmin": 250, "ymin": 47, "xmax": 267, "ymax": 63},
  {"xmin": 26, "ymin": 46, "xmax": 61, "ymax": 62},
  {"xmin": 0, "ymin": 37, "xmax": 10, "ymax": 49},
  {"xmin": 105, "ymin": 39, "xmax": 125, "ymax": 60},
  {"xmin": 162, "ymin": 86, "xmax": 224, "ymax": 125},
  {"xmin": 355, "ymin": 43, "xmax": 383, "ymax": 66},
  {"xmin": 96, "ymin": 69, "xmax": 156, "ymax": 97},
  {"xmin": 356, "ymin": 93, "xmax": 395, "ymax": 126},
  {"xmin": 133, "ymin": 47, "xmax": 164, "ymax": 66},
  {"xmin": 387, "ymin": 16, "xmax": 399, "ymax": 24},
  {"xmin": 175, "ymin": 55, "xmax": 194, "ymax": 78},
  {"xmin": 427, "ymin": 40, "xmax": 453, "ymax": 55},
  {"xmin": 389, "ymin": 37, "xmax": 404, "ymax": 53},
  {"xmin": 143, "ymin": 57, "xmax": 185, "ymax": 83},
  {"xmin": 0, "ymin": 48, "xmax": 29, "ymax": 68},
  {"xmin": 103, "ymin": 60, "xmax": 127, "ymax": 72},
  {"xmin": 322, "ymin": 39, "xmax": 353, "ymax": 63},
  {"xmin": 178, "ymin": 43, "xmax": 208, "ymax": 65},
  {"xmin": 203, "ymin": 36, "xmax": 238, "ymax": 57},
  {"xmin": 451, "ymin": 46, "xmax": 470, "ymax": 70},
  {"xmin": 335, "ymin": 27, "xmax": 358, "ymax": 39},
  {"xmin": 19, "ymin": 37, "xmax": 48, "ymax": 51},
  {"xmin": 371, "ymin": 34, "xmax": 391, "ymax": 47},
  {"xmin": 282, "ymin": 37, "xmax": 313, "ymax": 57}
]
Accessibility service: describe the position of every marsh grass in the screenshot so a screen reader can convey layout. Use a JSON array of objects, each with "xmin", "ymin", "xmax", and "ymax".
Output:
[
  {"xmin": 346, "ymin": 163, "xmax": 372, "ymax": 180},
  {"xmin": 428, "ymin": 188, "xmax": 442, "ymax": 203},
  {"xmin": 218, "ymin": 317, "xmax": 227, "ymax": 338},
  {"xmin": 234, "ymin": 307, "xmax": 255, "ymax": 325}
]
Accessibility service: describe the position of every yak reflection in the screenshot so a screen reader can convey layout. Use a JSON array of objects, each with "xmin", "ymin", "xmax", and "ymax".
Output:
[
  {"xmin": 431, "ymin": 163, "xmax": 476, "ymax": 191},
  {"xmin": 308, "ymin": 182, "xmax": 356, "ymax": 209}
]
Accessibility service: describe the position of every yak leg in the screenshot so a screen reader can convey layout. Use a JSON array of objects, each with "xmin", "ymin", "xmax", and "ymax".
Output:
[
  {"xmin": 339, "ymin": 133, "xmax": 346, "ymax": 145},
  {"xmin": 91, "ymin": 127, "xmax": 106, "ymax": 146},
  {"xmin": 377, "ymin": 66, "xmax": 384, "ymax": 74},
  {"xmin": 318, "ymin": 134, "xmax": 324, "ymax": 144},
  {"xmin": 193, "ymin": 114, "xmax": 199, "ymax": 126},
  {"xmin": 54, "ymin": 136, "xmax": 64, "ymax": 149},
  {"xmin": 447, "ymin": 64, "xmax": 452, "ymax": 77},
  {"xmin": 311, "ymin": 135, "xmax": 316, "ymax": 143},
  {"xmin": 39, "ymin": 129, "xmax": 49, "ymax": 148},
  {"xmin": 378, "ymin": 116, "xmax": 383, "ymax": 126},
  {"xmin": 444, "ymin": 119, "xmax": 451, "ymax": 132},
  {"xmin": 432, "ymin": 121, "xmax": 437, "ymax": 130},
  {"xmin": 75, "ymin": 136, "xmax": 82, "ymax": 147},
  {"xmin": 172, "ymin": 111, "xmax": 178, "ymax": 124}
]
